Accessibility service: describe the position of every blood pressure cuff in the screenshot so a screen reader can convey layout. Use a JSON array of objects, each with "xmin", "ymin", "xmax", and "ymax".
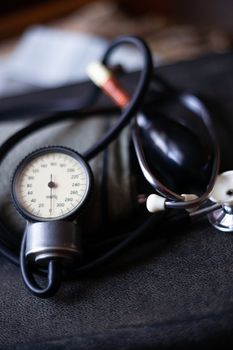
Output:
[{"xmin": 0, "ymin": 51, "xmax": 233, "ymax": 349}]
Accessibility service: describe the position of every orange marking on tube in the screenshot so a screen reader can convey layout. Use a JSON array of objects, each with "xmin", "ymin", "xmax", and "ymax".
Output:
[{"xmin": 102, "ymin": 78, "xmax": 130, "ymax": 108}]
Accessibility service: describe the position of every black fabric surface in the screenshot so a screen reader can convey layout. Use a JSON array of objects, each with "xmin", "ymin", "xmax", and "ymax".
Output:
[{"xmin": 0, "ymin": 51, "xmax": 233, "ymax": 349}]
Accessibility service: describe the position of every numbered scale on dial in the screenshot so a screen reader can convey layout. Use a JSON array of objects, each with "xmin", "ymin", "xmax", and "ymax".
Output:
[{"xmin": 12, "ymin": 147, "xmax": 92, "ymax": 221}]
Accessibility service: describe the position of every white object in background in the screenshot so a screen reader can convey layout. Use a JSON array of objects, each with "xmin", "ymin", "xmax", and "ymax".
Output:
[{"xmin": 4, "ymin": 26, "xmax": 143, "ymax": 89}]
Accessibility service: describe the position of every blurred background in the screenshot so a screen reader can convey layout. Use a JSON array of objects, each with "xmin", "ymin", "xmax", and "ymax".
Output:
[{"xmin": 0, "ymin": 0, "xmax": 232, "ymax": 97}]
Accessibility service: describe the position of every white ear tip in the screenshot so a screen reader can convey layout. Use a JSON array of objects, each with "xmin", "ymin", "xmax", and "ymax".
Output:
[
  {"xmin": 146, "ymin": 194, "xmax": 166, "ymax": 213},
  {"xmin": 86, "ymin": 61, "xmax": 112, "ymax": 87},
  {"xmin": 181, "ymin": 194, "xmax": 198, "ymax": 201},
  {"xmin": 209, "ymin": 170, "xmax": 233, "ymax": 204}
]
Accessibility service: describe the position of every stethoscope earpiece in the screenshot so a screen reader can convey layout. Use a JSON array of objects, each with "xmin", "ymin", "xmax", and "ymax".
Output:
[{"xmin": 146, "ymin": 171, "xmax": 233, "ymax": 233}]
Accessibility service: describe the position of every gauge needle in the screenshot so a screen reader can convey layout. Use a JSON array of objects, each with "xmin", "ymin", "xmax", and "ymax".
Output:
[{"xmin": 48, "ymin": 174, "xmax": 54, "ymax": 215}]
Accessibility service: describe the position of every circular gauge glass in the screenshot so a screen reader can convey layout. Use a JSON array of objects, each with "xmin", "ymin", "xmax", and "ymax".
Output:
[{"xmin": 12, "ymin": 147, "xmax": 92, "ymax": 221}]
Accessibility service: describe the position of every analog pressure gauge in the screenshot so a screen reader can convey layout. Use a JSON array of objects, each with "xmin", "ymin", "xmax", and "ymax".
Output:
[{"xmin": 11, "ymin": 146, "xmax": 93, "ymax": 222}]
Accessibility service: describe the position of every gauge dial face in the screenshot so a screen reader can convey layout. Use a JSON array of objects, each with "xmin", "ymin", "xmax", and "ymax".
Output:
[{"xmin": 12, "ymin": 148, "xmax": 91, "ymax": 221}]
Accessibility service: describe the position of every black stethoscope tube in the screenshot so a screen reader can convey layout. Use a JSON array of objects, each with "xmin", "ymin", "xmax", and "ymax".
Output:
[
  {"xmin": 0, "ymin": 35, "xmax": 220, "ymax": 297},
  {"xmin": 0, "ymin": 36, "xmax": 156, "ymax": 296}
]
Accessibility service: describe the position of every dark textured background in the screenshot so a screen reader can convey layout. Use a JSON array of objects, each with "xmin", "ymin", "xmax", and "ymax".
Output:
[{"xmin": 0, "ymin": 51, "xmax": 233, "ymax": 349}]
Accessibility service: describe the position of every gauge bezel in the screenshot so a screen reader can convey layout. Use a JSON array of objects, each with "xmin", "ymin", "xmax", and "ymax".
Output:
[{"xmin": 11, "ymin": 146, "xmax": 93, "ymax": 222}]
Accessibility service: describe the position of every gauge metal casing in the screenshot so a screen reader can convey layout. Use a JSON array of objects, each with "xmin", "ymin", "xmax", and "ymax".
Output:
[{"xmin": 11, "ymin": 146, "xmax": 93, "ymax": 222}]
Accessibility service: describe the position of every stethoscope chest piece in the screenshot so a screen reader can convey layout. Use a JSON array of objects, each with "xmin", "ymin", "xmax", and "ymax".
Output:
[{"xmin": 208, "ymin": 171, "xmax": 233, "ymax": 232}]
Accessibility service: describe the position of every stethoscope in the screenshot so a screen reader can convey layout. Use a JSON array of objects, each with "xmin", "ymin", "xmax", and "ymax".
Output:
[{"xmin": 0, "ymin": 35, "xmax": 232, "ymax": 298}]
